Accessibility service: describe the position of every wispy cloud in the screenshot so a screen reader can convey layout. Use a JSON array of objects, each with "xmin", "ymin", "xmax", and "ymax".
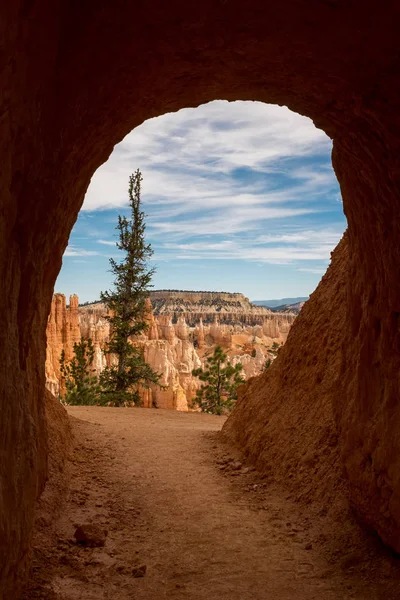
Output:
[
  {"xmin": 148, "ymin": 208, "xmax": 318, "ymax": 239},
  {"xmin": 82, "ymin": 101, "xmax": 335, "ymax": 214},
  {"xmin": 64, "ymin": 246, "xmax": 100, "ymax": 257},
  {"xmin": 158, "ymin": 228, "xmax": 342, "ymax": 265},
  {"xmin": 97, "ymin": 239, "xmax": 117, "ymax": 246}
]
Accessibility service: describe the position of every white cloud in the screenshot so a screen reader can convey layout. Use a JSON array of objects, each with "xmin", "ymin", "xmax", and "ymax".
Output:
[
  {"xmin": 158, "ymin": 228, "xmax": 343, "ymax": 264},
  {"xmin": 148, "ymin": 207, "xmax": 317, "ymax": 239},
  {"xmin": 82, "ymin": 100, "xmax": 334, "ymax": 213},
  {"xmin": 97, "ymin": 239, "xmax": 117, "ymax": 246},
  {"xmin": 68, "ymin": 101, "xmax": 345, "ymax": 288},
  {"xmin": 64, "ymin": 246, "xmax": 100, "ymax": 257},
  {"xmin": 254, "ymin": 229, "xmax": 342, "ymax": 246}
]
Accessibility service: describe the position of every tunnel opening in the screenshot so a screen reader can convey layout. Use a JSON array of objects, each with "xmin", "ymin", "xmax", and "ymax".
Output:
[{"xmin": 48, "ymin": 100, "xmax": 346, "ymax": 411}]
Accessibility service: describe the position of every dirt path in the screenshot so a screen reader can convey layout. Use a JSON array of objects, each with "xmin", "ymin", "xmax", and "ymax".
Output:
[{"xmin": 24, "ymin": 407, "xmax": 400, "ymax": 600}]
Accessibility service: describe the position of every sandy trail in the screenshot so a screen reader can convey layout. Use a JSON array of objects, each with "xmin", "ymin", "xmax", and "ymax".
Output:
[{"xmin": 23, "ymin": 407, "xmax": 400, "ymax": 600}]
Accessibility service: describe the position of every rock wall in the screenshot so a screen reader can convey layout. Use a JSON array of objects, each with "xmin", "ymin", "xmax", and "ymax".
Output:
[
  {"xmin": 224, "ymin": 234, "xmax": 400, "ymax": 552},
  {"xmin": 3, "ymin": 2, "xmax": 400, "ymax": 596},
  {"xmin": 223, "ymin": 238, "xmax": 347, "ymax": 509},
  {"xmin": 151, "ymin": 290, "xmax": 270, "ymax": 317},
  {"xmin": 151, "ymin": 290, "xmax": 261, "ymax": 308}
]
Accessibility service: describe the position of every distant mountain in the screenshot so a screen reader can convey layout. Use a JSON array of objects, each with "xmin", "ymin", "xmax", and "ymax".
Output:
[
  {"xmin": 252, "ymin": 297, "xmax": 308, "ymax": 308},
  {"xmin": 270, "ymin": 301, "xmax": 306, "ymax": 314}
]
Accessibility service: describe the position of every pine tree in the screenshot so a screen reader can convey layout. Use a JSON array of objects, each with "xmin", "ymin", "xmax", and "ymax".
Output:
[
  {"xmin": 59, "ymin": 339, "xmax": 100, "ymax": 405},
  {"xmin": 99, "ymin": 169, "xmax": 162, "ymax": 406},
  {"xmin": 192, "ymin": 345, "xmax": 244, "ymax": 415}
]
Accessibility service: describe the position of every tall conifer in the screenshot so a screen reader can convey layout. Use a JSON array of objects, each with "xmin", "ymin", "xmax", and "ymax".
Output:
[{"xmin": 100, "ymin": 169, "xmax": 161, "ymax": 406}]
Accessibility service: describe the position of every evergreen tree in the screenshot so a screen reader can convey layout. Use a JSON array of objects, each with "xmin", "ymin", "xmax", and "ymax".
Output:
[
  {"xmin": 192, "ymin": 345, "xmax": 244, "ymax": 415},
  {"xmin": 99, "ymin": 169, "xmax": 162, "ymax": 406},
  {"xmin": 59, "ymin": 339, "xmax": 100, "ymax": 405}
]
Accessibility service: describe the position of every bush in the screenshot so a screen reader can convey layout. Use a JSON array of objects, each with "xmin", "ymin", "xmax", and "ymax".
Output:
[
  {"xmin": 192, "ymin": 345, "xmax": 244, "ymax": 415},
  {"xmin": 60, "ymin": 339, "xmax": 101, "ymax": 405}
]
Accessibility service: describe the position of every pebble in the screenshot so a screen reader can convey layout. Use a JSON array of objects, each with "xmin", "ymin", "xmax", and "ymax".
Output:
[
  {"xmin": 231, "ymin": 461, "xmax": 242, "ymax": 470},
  {"xmin": 74, "ymin": 524, "xmax": 108, "ymax": 547},
  {"xmin": 132, "ymin": 564, "xmax": 147, "ymax": 578}
]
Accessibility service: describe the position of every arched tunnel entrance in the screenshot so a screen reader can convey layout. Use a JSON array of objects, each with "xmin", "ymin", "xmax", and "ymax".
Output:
[
  {"xmin": 2, "ymin": 2, "xmax": 400, "ymax": 596},
  {"xmin": 48, "ymin": 98, "xmax": 344, "ymax": 408}
]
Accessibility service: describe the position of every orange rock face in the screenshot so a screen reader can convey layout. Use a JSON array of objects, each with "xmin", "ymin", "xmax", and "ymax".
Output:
[
  {"xmin": 224, "ymin": 238, "xmax": 348, "ymax": 507},
  {"xmin": 224, "ymin": 235, "xmax": 400, "ymax": 552},
  {"xmin": 2, "ymin": 2, "xmax": 400, "ymax": 596},
  {"xmin": 45, "ymin": 294, "xmax": 81, "ymax": 395}
]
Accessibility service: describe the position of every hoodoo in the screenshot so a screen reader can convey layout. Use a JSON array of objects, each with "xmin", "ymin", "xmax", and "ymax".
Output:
[{"xmin": 1, "ymin": 2, "xmax": 400, "ymax": 596}]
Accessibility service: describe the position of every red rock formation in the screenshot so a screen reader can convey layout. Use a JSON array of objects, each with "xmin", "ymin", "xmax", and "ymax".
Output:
[
  {"xmin": 2, "ymin": 3, "xmax": 400, "ymax": 596},
  {"xmin": 195, "ymin": 318, "xmax": 205, "ymax": 349},
  {"xmin": 143, "ymin": 339, "xmax": 201, "ymax": 410},
  {"xmin": 45, "ymin": 294, "xmax": 81, "ymax": 395},
  {"xmin": 225, "ymin": 235, "xmax": 400, "ymax": 552},
  {"xmin": 145, "ymin": 298, "xmax": 159, "ymax": 341},
  {"xmin": 157, "ymin": 315, "xmax": 176, "ymax": 344}
]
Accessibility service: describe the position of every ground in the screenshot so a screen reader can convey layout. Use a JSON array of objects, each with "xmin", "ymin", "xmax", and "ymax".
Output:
[{"xmin": 23, "ymin": 407, "xmax": 400, "ymax": 599}]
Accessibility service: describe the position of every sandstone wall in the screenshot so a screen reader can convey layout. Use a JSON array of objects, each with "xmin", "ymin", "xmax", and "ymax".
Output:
[
  {"xmin": 224, "ymin": 233, "xmax": 400, "ymax": 552},
  {"xmin": 223, "ymin": 238, "xmax": 347, "ymax": 508}
]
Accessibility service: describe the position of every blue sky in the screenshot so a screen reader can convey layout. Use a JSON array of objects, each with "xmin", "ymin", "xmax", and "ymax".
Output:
[{"xmin": 56, "ymin": 101, "xmax": 346, "ymax": 303}]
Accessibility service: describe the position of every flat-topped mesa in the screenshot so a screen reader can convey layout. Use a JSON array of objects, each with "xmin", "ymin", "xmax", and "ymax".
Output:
[
  {"xmin": 149, "ymin": 290, "xmax": 287, "ymax": 328},
  {"xmin": 76, "ymin": 296, "xmax": 295, "ymax": 329},
  {"xmin": 150, "ymin": 290, "xmax": 270, "ymax": 313}
]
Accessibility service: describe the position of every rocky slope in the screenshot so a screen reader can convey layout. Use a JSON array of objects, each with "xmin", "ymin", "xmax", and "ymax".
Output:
[
  {"xmin": 46, "ymin": 294, "xmax": 295, "ymax": 410},
  {"xmin": 223, "ymin": 240, "xmax": 347, "ymax": 510}
]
